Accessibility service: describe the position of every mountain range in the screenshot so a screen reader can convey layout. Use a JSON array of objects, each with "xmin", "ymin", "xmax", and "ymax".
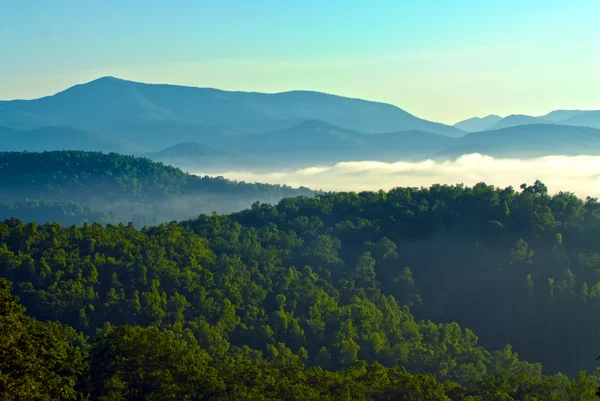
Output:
[
  {"xmin": 0, "ymin": 76, "xmax": 463, "ymax": 141},
  {"xmin": 0, "ymin": 124, "xmax": 134, "ymax": 153},
  {"xmin": 454, "ymin": 109, "xmax": 600, "ymax": 132},
  {"xmin": 1, "ymin": 76, "xmax": 600, "ymax": 171}
]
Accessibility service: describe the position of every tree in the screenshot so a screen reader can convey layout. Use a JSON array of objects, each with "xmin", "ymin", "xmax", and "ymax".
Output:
[
  {"xmin": 0, "ymin": 278, "xmax": 87, "ymax": 401},
  {"xmin": 86, "ymin": 325, "xmax": 223, "ymax": 401}
]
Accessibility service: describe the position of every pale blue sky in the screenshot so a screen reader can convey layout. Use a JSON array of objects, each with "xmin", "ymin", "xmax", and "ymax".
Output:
[{"xmin": 1, "ymin": 0, "xmax": 598, "ymax": 124}]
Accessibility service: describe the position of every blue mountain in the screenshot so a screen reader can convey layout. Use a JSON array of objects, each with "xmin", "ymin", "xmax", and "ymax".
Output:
[{"xmin": 0, "ymin": 77, "xmax": 465, "ymax": 149}]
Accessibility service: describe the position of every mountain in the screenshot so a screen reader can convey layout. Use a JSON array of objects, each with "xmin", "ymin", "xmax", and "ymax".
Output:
[
  {"xmin": 219, "ymin": 120, "xmax": 381, "ymax": 165},
  {"xmin": 486, "ymin": 114, "xmax": 550, "ymax": 131},
  {"xmin": 468, "ymin": 109, "xmax": 599, "ymax": 132},
  {"xmin": 561, "ymin": 110, "xmax": 600, "ymax": 129},
  {"xmin": 0, "ymin": 150, "xmax": 315, "ymax": 226},
  {"xmin": 453, "ymin": 115, "xmax": 502, "ymax": 132},
  {"xmin": 432, "ymin": 123, "xmax": 600, "ymax": 160},
  {"xmin": 0, "ymin": 77, "xmax": 465, "ymax": 148},
  {"xmin": 149, "ymin": 141, "xmax": 228, "ymax": 159},
  {"xmin": 145, "ymin": 121, "xmax": 600, "ymax": 168},
  {"xmin": 0, "ymin": 125, "xmax": 140, "ymax": 153},
  {"xmin": 201, "ymin": 120, "xmax": 454, "ymax": 167},
  {"xmin": 539, "ymin": 109, "xmax": 590, "ymax": 122},
  {"xmin": 144, "ymin": 141, "xmax": 269, "ymax": 172},
  {"xmin": 360, "ymin": 129, "xmax": 454, "ymax": 160}
]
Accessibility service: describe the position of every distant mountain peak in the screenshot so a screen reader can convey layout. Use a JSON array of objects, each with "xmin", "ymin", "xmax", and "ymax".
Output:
[
  {"xmin": 94, "ymin": 75, "xmax": 122, "ymax": 82},
  {"xmin": 293, "ymin": 119, "xmax": 337, "ymax": 130},
  {"xmin": 79, "ymin": 76, "xmax": 130, "ymax": 87},
  {"xmin": 153, "ymin": 142, "xmax": 228, "ymax": 158},
  {"xmin": 454, "ymin": 115, "xmax": 503, "ymax": 132},
  {"xmin": 1, "ymin": 77, "xmax": 466, "ymax": 137},
  {"xmin": 540, "ymin": 109, "xmax": 590, "ymax": 122}
]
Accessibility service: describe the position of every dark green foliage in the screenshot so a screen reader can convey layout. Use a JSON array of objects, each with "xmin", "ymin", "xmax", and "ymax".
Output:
[
  {"xmin": 86, "ymin": 325, "xmax": 221, "ymax": 401},
  {"xmin": 3, "ymin": 180, "xmax": 600, "ymax": 399},
  {"xmin": 0, "ymin": 278, "xmax": 87, "ymax": 401},
  {"xmin": 0, "ymin": 151, "xmax": 314, "ymax": 226},
  {"xmin": 1, "ymin": 216, "xmax": 521, "ymax": 384},
  {"xmin": 0, "ymin": 200, "xmax": 115, "ymax": 227},
  {"xmin": 216, "ymin": 181, "xmax": 600, "ymax": 374}
]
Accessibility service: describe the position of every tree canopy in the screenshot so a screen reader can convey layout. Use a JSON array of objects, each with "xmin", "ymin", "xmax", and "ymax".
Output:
[
  {"xmin": 0, "ymin": 151, "xmax": 314, "ymax": 226},
  {"xmin": 2, "ymin": 179, "xmax": 600, "ymax": 399}
]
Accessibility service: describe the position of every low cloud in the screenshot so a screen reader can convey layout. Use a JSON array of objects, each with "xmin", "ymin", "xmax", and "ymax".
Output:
[{"xmin": 194, "ymin": 154, "xmax": 600, "ymax": 199}]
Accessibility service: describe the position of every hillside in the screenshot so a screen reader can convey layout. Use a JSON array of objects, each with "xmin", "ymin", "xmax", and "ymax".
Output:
[
  {"xmin": 191, "ymin": 120, "xmax": 454, "ymax": 167},
  {"xmin": 432, "ymin": 124, "xmax": 600, "ymax": 160},
  {"xmin": 3, "ymin": 79, "xmax": 600, "ymax": 168},
  {"xmin": 220, "ymin": 182, "xmax": 600, "ymax": 376},
  {"xmin": 0, "ymin": 151, "xmax": 314, "ymax": 226},
  {"xmin": 216, "ymin": 120, "xmax": 382, "ymax": 165},
  {"xmin": 540, "ymin": 109, "xmax": 590, "ymax": 122},
  {"xmin": 0, "ymin": 77, "xmax": 465, "ymax": 146},
  {"xmin": 0, "ymin": 124, "xmax": 140, "ymax": 153},
  {"xmin": 458, "ymin": 109, "xmax": 600, "ymax": 132},
  {"xmin": 223, "ymin": 122, "xmax": 600, "ymax": 166},
  {"xmin": 453, "ymin": 115, "xmax": 502, "ymax": 132},
  {"xmin": 3, "ymin": 123, "xmax": 600, "ymax": 177},
  {"xmin": 486, "ymin": 114, "xmax": 550, "ymax": 130},
  {"xmin": 150, "ymin": 141, "xmax": 228, "ymax": 158},
  {"xmin": 2, "ymin": 181, "xmax": 600, "ymax": 399},
  {"xmin": 562, "ymin": 110, "xmax": 600, "ymax": 129},
  {"xmin": 145, "ymin": 141, "xmax": 270, "ymax": 172}
]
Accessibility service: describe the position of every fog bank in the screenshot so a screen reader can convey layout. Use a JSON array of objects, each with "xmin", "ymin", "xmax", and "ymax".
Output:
[{"xmin": 193, "ymin": 154, "xmax": 600, "ymax": 199}]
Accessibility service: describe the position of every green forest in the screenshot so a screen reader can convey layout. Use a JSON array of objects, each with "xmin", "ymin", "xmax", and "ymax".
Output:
[
  {"xmin": 3, "ymin": 166, "xmax": 600, "ymax": 399},
  {"xmin": 0, "ymin": 151, "xmax": 314, "ymax": 226}
]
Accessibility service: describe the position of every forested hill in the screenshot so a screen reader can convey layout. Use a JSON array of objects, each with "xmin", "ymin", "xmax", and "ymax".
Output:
[
  {"xmin": 0, "ymin": 150, "xmax": 314, "ymax": 226},
  {"xmin": 219, "ymin": 181, "xmax": 600, "ymax": 376},
  {"xmin": 2, "ymin": 181, "xmax": 600, "ymax": 399}
]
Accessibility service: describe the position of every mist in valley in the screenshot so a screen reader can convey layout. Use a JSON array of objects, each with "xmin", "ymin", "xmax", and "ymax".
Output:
[{"xmin": 194, "ymin": 153, "xmax": 600, "ymax": 200}]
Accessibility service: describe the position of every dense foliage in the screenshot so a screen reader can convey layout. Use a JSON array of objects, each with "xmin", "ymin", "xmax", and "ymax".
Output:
[
  {"xmin": 0, "ymin": 151, "xmax": 314, "ymax": 226},
  {"xmin": 2, "ymin": 180, "xmax": 600, "ymax": 399},
  {"xmin": 2, "ymin": 278, "xmax": 599, "ymax": 400},
  {"xmin": 226, "ymin": 180, "xmax": 600, "ymax": 375},
  {"xmin": 0, "ymin": 278, "xmax": 87, "ymax": 400}
]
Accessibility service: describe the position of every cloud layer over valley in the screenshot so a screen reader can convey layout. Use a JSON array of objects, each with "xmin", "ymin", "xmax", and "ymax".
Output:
[{"xmin": 193, "ymin": 153, "xmax": 600, "ymax": 199}]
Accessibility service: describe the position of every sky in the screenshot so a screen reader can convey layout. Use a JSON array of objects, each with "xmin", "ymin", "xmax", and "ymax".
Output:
[{"xmin": 1, "ymin": 0, "xmax": 599, "ymax": 124}]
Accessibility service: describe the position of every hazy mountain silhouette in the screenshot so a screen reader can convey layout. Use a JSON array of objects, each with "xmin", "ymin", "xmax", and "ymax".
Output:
[
  {"xmin": 0, "ymin": 77, "xmax": 465, "ymax": 145},
  {"xmin": 0, "ymin": 125, "xmax": 138, "ymax": 153},
  {"xmin": 3, "ymin": 78, "xmax": 600, "ymax": 167},
  {"xmin": 170, "ymin": 120, "xmax": 455, "ymax": 167},
  {"xmin": 3, "ymin": 119, "xmax": 599, "ymax": 170},
  {"xmin": 144, "ymin": 141, "xmax": 269, "ymax": 172},
  {"xmin": 540, "ymin": 109, "xmax": 589, "ymax": 122},
  {"xmin": 150, "ymin": 142, "xmax": 228, "ymax": 159},
  {"xmin": 561, "ymin": 110, "xmax": 600, "ymax": 129},
  {"xmin": 453, "ymin": 115, "xmax": 502, "ymax": 132},
  {"xmin": 243, "ymin": 122, "xmax": 600, "ymax": 164},
  {"xmin": 432, "ymin": 124, "xmax": 600, "ymax": 160},
  {"xmin": 216, "ymin": 120, "xmax": 382, "ymax": 166},
  {"xmin": 459, "ymin": 110, "xmax": 600, "ymax": 132},
  {"xmin": 486, "ymin": 114, "xmax": 550, "ymax": 130}
]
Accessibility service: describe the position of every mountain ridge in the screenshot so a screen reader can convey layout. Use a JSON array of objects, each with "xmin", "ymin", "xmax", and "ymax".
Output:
[
  {"xmin": 0, "ymin": 150, "xmax": 315, "ymax": 226},
  {"xmin": 453, "ymin": 115, "xmax": 502, "ymax": 132},
  {"xmin": 4, "ymin": 121, "xmax": 600, "ymax": 169},
  {"xmin": 0, "ymin": 124, "xmax": 141, "ymax": 153},
  {"xmin": 433, "ymin": 123, "xmax": 600, "ymax": 160},
  {"xmin": 0, "ymin": 76, "xmax": 466, "ymax": 139},
  {"xmin": 455, "ymin": 109, "xmax": 600, "ymax": 132}
]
